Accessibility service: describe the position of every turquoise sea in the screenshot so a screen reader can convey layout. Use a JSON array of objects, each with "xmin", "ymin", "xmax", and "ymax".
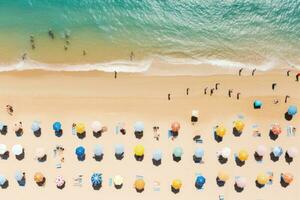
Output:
[{"xmin": 0, "ymin": 0, "xmax": 300, "ymax": 72}]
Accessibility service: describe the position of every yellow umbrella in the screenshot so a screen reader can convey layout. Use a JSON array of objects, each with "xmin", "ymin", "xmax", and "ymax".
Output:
[
  {"xmin": 34, "ymin": 172, "xmax": 44, "ymax": 183},
  {"xmin": 257, "ymin": 173, "xmax": 268, "ymax": 185},
  {"xmin": 216, "ymin": 126, "xmax": 226, "ymax": 137},
  {"xmin": 234, "ymin": 120, "xmax": 245, "ymax": 132},
  {"xmin": 134, "ymin": 145, "xmax": 145, "ymax": 156},
  {"xmin": 76, "ymin": 123, "xmax": 85, "ymax": 134},
  {"xmin": 218, "ymin": 170, "xmax": 229, "ymax": 182},
  {"xmin": 238, "ymin": 149, "xmax": 249, "ymax": 161},
  {"xmin": 134, "ymin": 179, "xmax": 145, "ymax": 190},
  {"xmin": 113, "ymin": 175, "xmax": 123, "ymax": 186},
  {"xmin": 172, "ymin": 179, "xmax": 182, "ymax": 190}
]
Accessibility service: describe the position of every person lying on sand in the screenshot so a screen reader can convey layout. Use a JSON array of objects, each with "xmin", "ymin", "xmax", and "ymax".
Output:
[
  {"xmin": 6, "ymin": 105, "xmax": 13, "ymax": 115},
  {"xmin": 153, "ymin": 126, "xmax": 160, "ymax": 141}
]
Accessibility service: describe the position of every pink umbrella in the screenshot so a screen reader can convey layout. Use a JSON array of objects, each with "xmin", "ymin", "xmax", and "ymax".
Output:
[
  {"xmin": 256, "ymin": 145, "xmax": 267, "ymax": 157},
  {"xmin": 56, "ymin": 176, "xmax": 65, "ymax": 187},
  {"xmin": 236, "ymin": 177, "xmax": 247, "ymax": 188},
  {"xmin": 271, "ymin": 124, "xmax": 281, "ymax": 135}
]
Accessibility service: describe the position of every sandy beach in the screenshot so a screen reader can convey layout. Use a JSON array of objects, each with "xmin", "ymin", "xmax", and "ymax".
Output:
[{"xmin": 0, "ymin": 70, "xmax": 299, "ymax": 200}]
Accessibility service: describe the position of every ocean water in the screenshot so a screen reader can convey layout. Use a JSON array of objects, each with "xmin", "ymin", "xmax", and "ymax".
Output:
[{"xmin": 0, "ymin": 0, "xmax": 300, "ymax": 72}]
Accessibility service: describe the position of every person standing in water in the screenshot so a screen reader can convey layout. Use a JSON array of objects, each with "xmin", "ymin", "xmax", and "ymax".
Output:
[
  {"xmin": 48, "ymin": 29, "xmax": 54, "ymax": 39},
  {"xmin": 215, "ymin": 83, "xmax": 220, "ymax": 90},
  {"xmin": 114, "ymin": 71, "xmax": 117, "ymax": 79},
  {"xmin": 272, "ymin": 83, "xmax": 277, "ymax": 90},
  {"xmin": 186, "ymin": 88, "xmax": 190, "ymax": 95},
  {"xmin": 210, "ymin": 88, "xmax": 214, "ymax": 96},
  {"xmin": 252, "ymin": 69, "xmax": 256, "ymax": 76},
  {"xmin": 287, "ymin": 70, "xmax": 291, "ymax": 76},
  {"xmin": 238, "ymin": 68, "xmax": 243, "ymax": 76},
  {"xmin": 130, "ymin": 51, "xmax": 135, "ymax": 61}
]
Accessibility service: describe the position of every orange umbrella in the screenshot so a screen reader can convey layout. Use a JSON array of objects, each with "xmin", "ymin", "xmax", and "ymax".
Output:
[
  {"xmin": 282, "ymin": 173, "xmax": 294, "ymax": 184},
  {"xmin": 134, "ymin": 179, "xmax": 145, "ymax": 190},
  {"xmin": 171, "ymin": 122, "xmax": 180, "ymax": 132},
  {"xmin": 271, "ymin": 124, "xmax": 281, "ymax": 135},
  {"xmin": 34, "ymin": 172, "xmax": 44, "ymax": 183}
]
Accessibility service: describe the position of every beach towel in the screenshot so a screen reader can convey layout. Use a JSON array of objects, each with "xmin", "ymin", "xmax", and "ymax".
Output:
[
  {"xmin": 287, "ymin": 126, "xmax": 296, "ymax": 136},
  {"xmin": 153, "ymin": 180, "xmax": 160, "ymax": 191}
]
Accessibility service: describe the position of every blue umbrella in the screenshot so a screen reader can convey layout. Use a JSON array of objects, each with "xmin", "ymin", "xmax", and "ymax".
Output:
[
  {"xmin": 75, "ymin": 146, "xmax": 85, "ymax": 157},
  {"xmin": 196, "ymin": 176, "xmax": 206, "ymax": 187},
  {"xmin": 0, "ymin": 175, "xmax": 6, "ymax": 185},
  {"xmin": 288, "ymin": 105, "xmax": 297, "ymax": 116},
  {"xmin": 115, "ymin": 144, "xmax": 124, "ymax": 155},
  {"xmin": 194, "ymin": 148, "xmax": 204, "ymax": 158},
  {"xmin": 173, "ymin": 147, "xmax": 183, "ymax": 157},
  {"xmin": 273, "ymin": 146, "xmax": 283, "ymax": 157},
  {"xmin": 94, "ymin": 145, "xmax": 103, "ymax": 156},
  {"xmin": 15, "ymin": 171, "xmax": 23, "ymax": 181},
  {"xmin": 134, "ymin": 121, "xmax": 144, "ymax": 132},
  {"xmin": 91, "ymin": 173, "xmax": 102, "ymax": 186},
  {"xmin": 153, "ymin": 150, "xmax": 162, "ymax": 161},
  {"xmin": 31, "ymin": 121, "xmax": 40, "ymax": 132},
  {"xmin": 53, "ymin": 122, "xmax": 62, "ymax": 132},
  {"xmin": 254, "ymin": 100, "xmax": 262, "ymax": 109}
]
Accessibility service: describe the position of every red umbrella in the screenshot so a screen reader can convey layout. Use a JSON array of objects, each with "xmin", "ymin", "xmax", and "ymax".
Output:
[{"xmin": 271, "ymin": 124, "xmax": 282, "ymax": 135}]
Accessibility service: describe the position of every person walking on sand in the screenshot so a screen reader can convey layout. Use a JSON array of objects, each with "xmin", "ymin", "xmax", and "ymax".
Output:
[
  {"xmin": 186, "ymin": 88, "xmax": 190, "ymax": 95},
  {"xmin": 168, "ymin": 93, "xmax": 171, "ymax": 101},
  {"xmin": 215, "ymin": 83, "xmax": 220, "ymax": 90},
  {"xmin": 6, "ymin": 105, "xmax": 13, "ymax": 115},
  {"xmin": 287, "ymin": 70, "xmax": 291, "ymax": 76},
  {"xmin": 252, "ymin": 69, "xmax": 256, "ymax": 76},
  {"xmin": 238, "ymin": 68, "xmax": 243, "ymax": 76},
  {"xmin": 130, "ymin": 51, "xmax": 135, "ymax": 61},
  {"xmin": 237, "ymin": 92, "xmax": 241, "ymax": 100},
  {"xmin": 204, "ymin": 87, "xmax": 208, "ymax": 95},
  {"xmin": 296, "ymin": 73, "xmax": 300, "ymax": 82},
  {"xmin": 114, "ymin": 71, "xmax": 117, "ymax": 79},
  {"xmin": 210, "ymin": 88, "xmax": 214, "ymax": 96},
  {"xmin": 285, "ymin": 95, "xmax": 290, "ymax": 103},
  {"xmin": 272, "ymin": 83, "xmax": 277, "ymax": 90},
  {"xmin": 228, "ymin": 89, "xmax": 233, "ymax": 98}
]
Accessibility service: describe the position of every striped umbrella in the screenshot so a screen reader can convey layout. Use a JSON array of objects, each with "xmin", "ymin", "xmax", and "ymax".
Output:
[{"xmin": 55, "ymin": 176, "xmax": 65, "ymax": 187}]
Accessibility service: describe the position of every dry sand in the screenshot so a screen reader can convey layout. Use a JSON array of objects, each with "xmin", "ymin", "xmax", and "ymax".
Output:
[{"xmin": 0, "ymin": 70, "xmax": 299, "ymax": 200}]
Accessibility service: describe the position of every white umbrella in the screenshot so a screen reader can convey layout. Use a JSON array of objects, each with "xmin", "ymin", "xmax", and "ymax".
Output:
[
  {"xmin": 35, "ymin": 148, "xmax": 46, "ymax": 158},
  {"xmin": 236, "ymin": 177, "xmax": 247, "ymax": 188},
  {"xmin": 15, "ymin": 171, "xmax": 23, "ymax": 181},
  {"xmin": 256, "ymin": 145, "xmax": 267, "ymax": 156},
  {"xmin": 12, "ymin": 144, "xmax": 23, "ymax": 156},
  {"xmin": 0, "ymin": 144, "xmax": 7, "ymax": 154},
  {"xmin": 91, "ymin": 121, "xmax": 102, "ymax": 132},
  {"xmin": 192, "ymin": 110, "xmax": 199, "ymax": 117},
  {"xmin": 113, "ymin": 175, "xmax": 123, "ymax": 186},
  {"xmin": 221, "ymin": 147, "xmax": 231, "ymax": 158}
]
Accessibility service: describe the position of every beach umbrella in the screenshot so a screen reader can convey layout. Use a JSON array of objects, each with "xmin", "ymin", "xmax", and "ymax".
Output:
[
  {"xmin": 15, "ymin": 171, "xmax": 23, "ymax": 181},
  {"xmin": 194, "ymin": 147, "xmax": 204, "ymax": 158},
  {"xmin": 76, "ymin": 123, "xmax": 85, "ymax": 134},
  {"xmin": 94, "ymin": 145, "xmax": 103, "ymax": 156},
  {"xmin": 218, "ymin": 171, "xmax": 229, "ymax": 182},
  {"xmin": 254, "ymin": 100, "xmax": 262, "ymax": 109},
  {"xmin": 234, "ymin": 120, "xmax": 245, "ymax": 132},
  {"xmin": 192, "ymin": 110, "xmax": 199, "ymax": 117},
  {"xmin": 134, "ymin": 145, "xmax": 144, "ymax": 156},
  {"xmin": 256, "ymin": 145, "xmax": 267, "ymax": 156},
  {"xmin": 53, "ymin": 122, "xmax": 61, "ymax": 132},
  {"xmin": 134, "ymin": 121, "xmax": 144, "ymax": 132},
  {"xmin": 287, "ymin": 105, "xmax": 297, "ymax": 116},
  {"xmin": 91, "ymin": 121, "xmax": 102, "ymax": 132},
  {"xmin": 273, "ymin": 146, "xmax": 283, "ymax": 157},
  {"xmin": 134, "ymin": 179, "xmax": 145, "ymax": 190},
  {"xmin": 31, "ymin": 121, "xmax": 40, "ymax": 132},
  {"xmin": 0, "ymin": 175, "xmax": 6, "ymax": 186},
  {"xmin": 152, "ymin": 150, "xmax": 162, "ymax": 161},
  {"xmin": 56, "ymin": 176, "xmax": 65, "ymax": 187},
  {"xmin": 12, "ymin": 144, "xmax": 23, "ymax": 156},
  {"xmin": 171, "ymin": 122, "xmax": 180, "ymax": 132},
  {"xmin": 196, "ymin": 176, "xmax": 206, "ymax": 187},
  {"xmin": 75, "ymin": 146, "xmax": 85, "ymax": 157},
  {"xmin": 236, "ymin": 177, "xmax": 247, "ymax": 188},
  {"xmin": 257, "ymin": 173, "xmax": 268, "ymax": 185},
  {"xmin": 0, "ymin": 144, "xmax": 7, "ymax": 155},
  {"xmin": 173, "ymin": 147, "xmax": 183, "ymax": 157},
  {"xmin": 287, "ymin": 147, "xmax": 298, "ymax": 158},
  {"xmin": 216, "ymin": 126, "xmax": 226, "ymax": 137},
  {"xmin": 91, "ymin": 173, "xmax": 102, "ymax": 186},
  {"xmin": 171, "ymin": 179, "xmax": 182, "ymax": 190},
  {"xmin": 282, "ymin": 173, "xmax": 294, "ymax": 184},
  {"xmin": 113, "ymin": 175, "xmax": 123, "ymax": 186},
  {"xmin": 35, "ymin": 148, "xmax": 46, "ymax": 158},
  {"xmin": 221, "ymin": 147, "xmax": 231, "ymax": 158},
  {"xmin": 34, "ymin": 172, "xmax": 44, "ymax": 183},
  {"xmin": 115, "ymin": 144, "xmax": 124, "ymax": 155},
  {"xmin": 271, "ymin": 124, "xmax": 281, "ymax": 135},
  {"xmin": 238, "ymin": 150, "xmax": 249, "ymax": 161}
]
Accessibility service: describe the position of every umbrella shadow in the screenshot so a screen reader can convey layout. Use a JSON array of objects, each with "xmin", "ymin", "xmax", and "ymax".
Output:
[
  {"xmin": 33, "ymin": 128, "xmax": 42, "ymax": 137},
  {"xmin": 93, "ymin": 131, "xmax": 102, "ymax": 138},
  {"xmin": 171, "ymin": 186, "xmax": 180, "ymax": 194},
  {"xmin": 280, "ymin": 177, "xmax": 290, "ymax": 188},
  {"xmin": 254, "ymin": 152, "xmax": 263, "ymax": 162},
  {"xmin": 94, "ymin": 154, "xmax": 103, "ymax": 162},
  {"xmin": 285, "ymin": 152, "xmax": 293, "ymax": 164},
  {"xmin": 92, "ymin": 183, "xmax": 102, "ymax": 190},
  {"xmin": 135, "ymin": 188, "xmax": 144, "ymax": 193},
  {"xmin": 193, "ymin": 155, "xmax": 202, "ymax": 163},
  {"xmin": 255, "ymin": 180, "xmax": 264, "ymax": 189},
  {"xmin": 285, "ymin": 112, "xmax": 293, "ymax": 121},
  {"xmin": 57, "ymin": 181, "xmax": 66, "ymax": 190},
  {"xmin": 0, "ymin": 151, "xmax": 9, "ymax": 160},
  {"xmin": 55, "ymin": 130, "xmax": 63, "ymax": 137},
  {"xmin": 218, "ymin": 155, "xmax": 228, "ymax": 164},
  {"xmin": 232, "ymin": 127, "xmax": 242, "ymax": 137},
  {"xmin": 234, "ymin": 183, "xmax": 244, "ymax": 192},
  {"xmin": 0, "ymin": 126, "xmax": 8, "ymax": 135},
  {"xmin": 1, "ymin": 180, "xmax": 9, "ymax": 189},
  {"xmin": 114, "ymin": 183, "xmax": 123, "ymax": 189},
  {"xmin": 235, "ymin": 157, "xmax": 245, "ymax": 167},
  {"xmin": 152, "ymin": 159, "xmax": 161, "ymax": 166},
  {"xmin": 15, "ymin": 129, "xmax": 23, "ymax": 137},
  {"xmin": 134, "ymin": 155, "xmax": 144, "ymax": 162},
  {"xmin": 77, "ymin": 132, "xmax": 86, "ymax": 139},
  {"xmin": 195, "ymin": 182, "xmax": 204, "ymax": 190},
  {"xmin": 38, "ymin": 155, "xmax": 47, "ymax": 162},
  {"xmin": 37, "ymin": 178, "xmax": 46, "ymax": 187},
  {"xmin": 17, "ymin": 177, "xmax": 26, "ymax": 186},
  {"xmin": 134, "ymin": 131, "xmax": 143, "ymax": 139},
  {"xmin": 172, "ymin": 155, "xmax": 181, "ymax": 162},
  {"xmin": 77, "ymin": 154, "xmax": 86, "ymax": 161},
  {"xmin": 115, "ymin": 153, "xmax": 124, "ymax": 160},
  {"xmin": 270, "ymin": 152, "xmax": 279, "ymax": 162},
  {"xmin": 16, "ymin": 150, "xmax": 25, "ymax": 161},
  {"xmin": 214, "ymin": 132, "xmax": 223, "ymax": 143},
  {"xmin": 216, "ymin": 177, "xmax": 225, "ymax": 187},
  {"xmin": 269, "ymin": 130, "xmax": 278, "ymax": 141}
]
